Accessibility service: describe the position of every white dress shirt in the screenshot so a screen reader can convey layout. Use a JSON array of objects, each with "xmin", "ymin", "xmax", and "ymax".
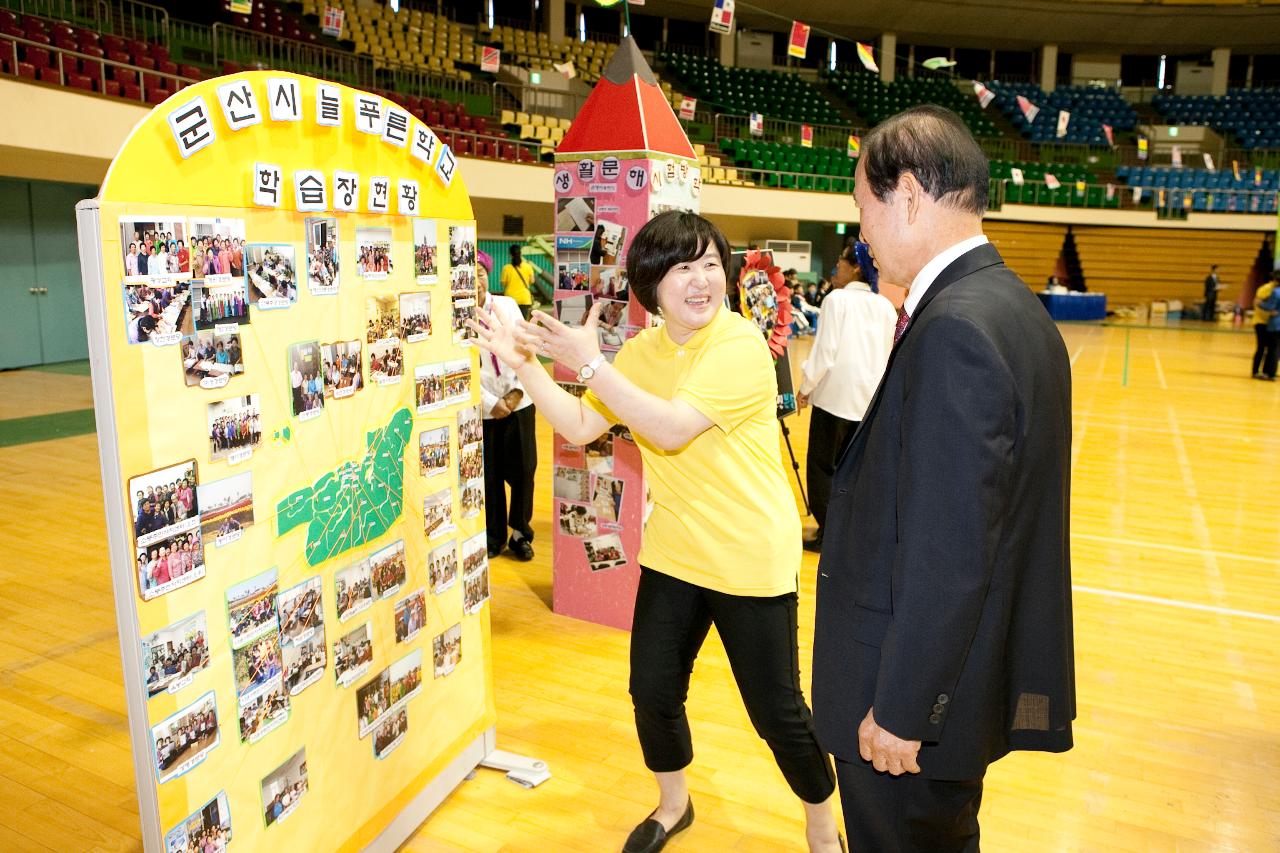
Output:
[
  {"xmin": 799, "ymin": 282, "xmax": 897, "ymax": 421},
  {"xmin": 903, "ymin": 235, "xmax": 990, "ymax": 318},
  {"xmin": 480, "ymin": 294, "xmax": 533, "ymax": 419}
]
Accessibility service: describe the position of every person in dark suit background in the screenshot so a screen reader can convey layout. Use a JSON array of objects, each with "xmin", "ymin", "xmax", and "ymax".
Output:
[
  {"xmin": 811, "ymin": 105, "xmax": 1076, "ymax": 852},
  {"xmin": 1202, "ymin": 264, "xmax": 1222, "ymax": 321}
]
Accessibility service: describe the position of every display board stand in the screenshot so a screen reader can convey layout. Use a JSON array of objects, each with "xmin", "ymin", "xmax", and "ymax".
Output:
[{"xmin": 77, "ymin": 71, "xmax": 507, "ymax": 852}]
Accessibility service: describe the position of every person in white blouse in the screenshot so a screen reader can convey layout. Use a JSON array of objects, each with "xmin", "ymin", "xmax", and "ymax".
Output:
[{"xmin": 796, "ymin": 241, "xmax": 896, "ymax": 552}]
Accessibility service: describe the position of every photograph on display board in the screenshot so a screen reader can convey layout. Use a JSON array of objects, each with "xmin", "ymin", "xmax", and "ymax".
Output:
[
  {"xmin": 451, "ymin": 292, "xmax": 477, "ymax": 344},
  {"xmin": 320, "ymin": 339, "xmax": 363, "ymax": 399},
  {"xmin": 740, "ymin": 264, "xmax": 780, "ymax": 338},
  {"xmin": 277, "ymin": 575, "xmax": 323, "ymax": 646},
  {"xmin": 304, "ymin": 216, "xmax": 340, "ymax": 295},
  {"xmin": 428, "ymin": 538, "xmax": 457, "ymax": 594},
  {"xmin": 443, "ymin": 358, "xmax": 472, "ymax": 403},
  {"xmin": 414, "ymin": 362, "xmax": 446, "ymax": 414},
  {"xmin": 418, "ymin": 426, "xmax": 449, "ymax": 477},
  {"xmin": 245, "ymin": 244, "xmax": 298, "ymax": 307},
  {"xmin": 458, "ymin": 440, "xmax": 483, "ymax": 482},
  {"xmin": 413, "ymin": 219, "xmax": 439, "ymax": 283},
  {"xmin": 460, "ymin": 478, "xmax": 484, "ymax": 520},
  {"xmin": 373, "ymin": 708, "xmax": 408, "ymax": 759},
  {"xmin": 333, "ymin": 621, "xmax": 373, "ymax": 688},
  {"xmin": 188, "ymin": 217, "xmax": 246, "ymax": 281},
  {"xmin": 592, "ymin": 473, "xmax": 625, "ymax": 524},
  {"xmin": 557, "ymin": 250, "xmax": 590, "ymax": 291},
  {"xmin": 457, "ymin": 402, "xmax": 482, "ymax": 446},
  {"xmin": 238, "ymin": 679, "xmax": 289, "ymax": 745},
  {"xmin": 181, "ymin": 328, "xmax": 244, "ymax": 388},
  {"xmin": 124, "ymin": 280, "xmax": 191, "ymax": 344},
  {"xmin": 589, "ymin": 266, "xmax": 628, "ymax": 301},
  {"xmin": 433, "ymin": 622, "xmax": 461, "ymax": 678},
  {"xmin": 556, "ymin": 293, "xmax": 592, "ymax": 327},
  {"xmin": 281, "ymin": 631, "xmax": 326, "ymax": 696},
  {"xmin": 191, "ymin": 280, "xmax": 250, "ymax": 331},
  {"xmin": 556, "ymin": 196, "xmax": 596, "ymax": 232},
  {"xmin": 449, "ymin": 263, "xmax": 476, "ymax": 298},
  {"xmin": 370, "ymin": 538, "xmax": 407, "ymax": 599},
  {"xmin": 589, "ymin": 220, "xmax": 627, "ymax": 265},
  {"xmin": 366, "ymin": 293, "xmax": 399, "ymax": 343},
  {"xmin": 368, "ymin": 338, "xmax": 403, "ymax": 383},
  {"xmin": 400, "ymin": 291, "xmax": 432, "ymax": 342},
  {"xmin": 355, "ymin": 673, "xmax": 389, "ymax": 738},
  {"xmin": 356, "ymin": 226, "xmax": 393, "ymax": 280},
  {"xmin": 197, "ymin": 470, "xmax": 253, "ymax": 543},
  {"xmin": 288, "ymin": 340, "xmax": 326, "ymax": 418},
  {"xmin": 163, "ymin": 789, "xmax": 232, "ymax": 853},
  {"xmin": 135, "ymin": 527, "xmax": 205, "ymax": 601},
  {"xmin": 142, "ymin": 610, "xmax": 210, "ymax": 699},
  {"xmin": 461, "ymin": 533, "xmax": 489, "ymax": 615},
  {"xmin": 585, "ymin": 432, "xmax": 614, "ymax": 474},
  {"xmin": 558, "ymin": 381, "xmax": 587, "ymax": 399},
  {"xmin": 584, "ymin": 532, "xmax": 629, "ymax": 572},
  {"xmin": 393, "ymin": 589, "xmax": 426, "ymax": 643},
  {"xmin": 558, "ymin": 501, "xmax": 598, "ymax": 538},
  {"xmin": 448, "ymin": 224, "xmax": 476, "ymax": 267},
  {"xmin": 261, "ymin": 747, "xmax": 308, "ymax": 828},
  {"xmin": 553, "ymin": 465, "xmax": 591, "ymax": 502},
  {"xmin": 151, "ymin": 690, "xmax": 219, "ymax": 784},
  {"xmin": 206, "ymin": 395, "xmax": 261, "ymax": 462},
  {"xmin": 335, "ymin": 558, "xmax": 373, "ymax": 622},
  {"xmin": 231, "ymin": 630, "xmax": 284, "ymax": 709},
  {"xmin": 423, "ymin": 487, "xmax": 455, "ymax": 539},
  {"xmin": 356, "ymin": 648, "xmax": 423, "ymax": 738},
  {"xmin": 119, "ymin": 217, "xmax": 192, "ymax": 282},
  {"xmin": 596, "ymin": 300, "xmax": 628, "ymax": 352},
  {"xmin": 225, "ymin": 567, "xmax": 280, "ymax": 650},
  {"xmin": 130, "ymin": 459, "xmax": 200, "ymax": 550}
]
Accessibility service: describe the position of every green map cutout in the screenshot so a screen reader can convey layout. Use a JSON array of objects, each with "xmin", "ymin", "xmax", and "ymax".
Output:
[{"xmin": 276, "ymin": 407, "xmax": 413, "ymax": 566}]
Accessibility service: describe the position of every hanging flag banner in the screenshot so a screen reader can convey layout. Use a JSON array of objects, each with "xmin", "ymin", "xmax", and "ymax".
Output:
[
  {"xmin": 922, "ymin": 56, "xmax": 955, "ymax": 70},
  {"xmin": 788, "ymin": 22, "xmax": 810, "ymax": 59},
  {"xmin": 1255, "ymin": 165, "xmax": 1264, "ymax": 185},
  {"xmin": 1016, "ymin": 95, "xmax": 1039, "ymax": 124},
  {"xmin": 1203, "ymin": 152, "xmax": 1215, "ymax": 171},
  {"xmin": 1044, "ymin": 172, "xmax": 1061, "ymax": 190},
  {"xmin": 1232, "ymin": 159, "xmax": 1241, "ymax": 182},
  {"xmin": 1137, "ymin": 135, "xmax": 1149, "ymax": 160},
  {"xmin": 749, "ymin": 112, "xmax": 764, "ymax": 136},
  {"xmin": 1171, "ymin": 144, "xmax": 1182, "ymax": 168},
  {"xmin": 846, "ymin": 134, "xmax": 860, "ymax": 158},
  {"xmin": 1056, "ymin": 110, "xmax": 1070, "ymax": 138},
  {"xmin": 800, "ymin": 124, "xmax": 813, "ymax": 148},
  {"xmin": 228, "ymin": 0, "xmax": 252, "ymax": 12},
  {"xmin": 480, "ymin": 46, "xmax": 501, "ymax": 73},
  {"xmin": 553, "ymin": 60, "xmax": 576, "ymax": 79},
  {"xmin": 857, "ymin": 42, "xmax": 879, "ymax": 73},
  {"xmin": 678, "ymin": 97, "xmax": 697, "ymax": 121},
  {"xmin": 1010, "ymin": 167, "xmax": 1024, "ymax": 185},
  {"xmin": 1132, "ymin": 186, "xmax": 1143, "ymax": 204},
  {"xmin": 321, "ymin": 6, "xmax": 344, "ymax": 37},
  {"xmin": 1106, "ymin": 183, "xmax": 1116, "ymax": 201},
  {"xmin": 1183, "ymin": 191, "xmax": 1193, "ymax": 207},
  {"xmin": 1075, "ymin": 179, "xmax": 1086, "ymax": 195},
  {"xmin": 1158, "ymin": 189, "xmax": 1167, "ymax": 207},
  {"xmin": 1102, "ymin": 123, "xmax": 1114, "ymax": 146},
  {"xmin": 709, "ymin": 0, "xmax": 735, "ymax": 35},
  {"xmin": 972, "ymin": 80, "xmax": 995, "ymax": 109}
]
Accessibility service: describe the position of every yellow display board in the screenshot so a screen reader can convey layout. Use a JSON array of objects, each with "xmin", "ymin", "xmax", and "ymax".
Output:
[{"xmin": 76, "ymin": 71, "xmax": 495, "ymax": 852}]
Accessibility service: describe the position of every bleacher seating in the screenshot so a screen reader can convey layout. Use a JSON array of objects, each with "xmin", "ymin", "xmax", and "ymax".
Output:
[
  {"xmin": 719, "ymin": 137, "xmax": 856, "ymax": 191},
  {"xmin": 990, "ymin": 81, "xmax": 1132, "ymax": 145},
  {"xmin": 1153, "ymin": 87, "xmax": 1280, "ymax": 149},
  {"xmin": 228, "ymin": 0, "xmax": 322, "ymax": 45},
  {"xmin": 993, "ymin": 159, "xmax": 1116, "ymax": 208},
  {"xmin": 661, "ymin": 53, "xmax": 842, "ymax": 126},
  {"xmin": 1115, "ymin": 165, "xmax": 1279, "ymax": 213},
  {"xmin": 983, "ymin": 221, "xmax": 1068, "ymax": 288},
  {"xmin": 323, "ymin": 0, "xmax": 474, "ymax": 79},
  {"xmin": 482, "ymin": 24, "xmax": 616, "ymax": 84},
  {"xmin": 823, "ymin": 67, "xmax": 998, "ymax": 138}
]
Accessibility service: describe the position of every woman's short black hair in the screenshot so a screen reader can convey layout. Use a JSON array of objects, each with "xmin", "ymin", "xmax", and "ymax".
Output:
[{"xmin": 626, "ymin": 211, "xmax": 731, "ymax": 314}]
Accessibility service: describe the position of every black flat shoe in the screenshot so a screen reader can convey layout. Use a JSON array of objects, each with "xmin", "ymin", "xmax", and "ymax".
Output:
[
  {"xmin": 487, "ymin": 543, "xmax": 503, "ymax": 559},
  {"xmin": 802, "ymin": 535, "xmax": 823, "ymax": 553},
  {"xmin": 508, "ymin": 536, "xmax": 534, "ymax": 561},
  {"xmin": 622, "ymin": 799, "xmax": 693, "ymax": 853}
]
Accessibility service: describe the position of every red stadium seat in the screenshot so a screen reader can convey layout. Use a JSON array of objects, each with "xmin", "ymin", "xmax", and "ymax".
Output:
[
  {"xmin": 101, "ymin": 34, "xmax": 125, "ymax": 53},
  {"xmin": 179, "ymin": 64, "xmax": 202, "ymax": 80},
  {"xmin": 53, "ymin": 37, "xmax": 77, "ymax": 52},
  {"xmin": 107, "ymin": 49, "xmax": 129, "ymax": 65},
  {"xmin": 122, "ymin": 82, "xmax": 142, "ymax": 100},
  {"xmin": 103, "ymin": 79, "xmax": 121, "ymax": 97},
  {"xmin": 159, "ymin": 60, "xmax": 177, "ymax": 75},
  {"xmin": 221, "ymin": 60, "xmax": 242, "ymax": 74},
  {"xmin": 36, "ymin": 65, "xmax": 60, "ymax": 83},
  {"xmin": 50, "ymin": 22, "xmax": 73, "ymax": 39},
  {"xmin": 66, "ymin": 72, "xmax": 93, "ymax": 92},
  {"xmin": 23, "ymin": 45, "xmax": 50, "ymax": 68},
  {"xmin": 81, "ymin": 45, "xmax": 104, "ymax": 58},
  {"xmin": 135, "ymin": 56, "xmax": 156, "ymax": 70},
  {"xmin": 126, "ymin": 39, "xmax": 148, "ymax": 56},
  {"xmin": 17, "ymin": 61, "xmax": 35, "ymax": 79},
  {"xmin": 151, "ymin": 45, "xmax": 169, "ymax": 63},
  {"xmin": 1, "ymin": 24, "xmax": 23, "ymax": 39},
  {"xmin": 0, "ymin": 10, "xmax": 16, "ymax": 27},
  {"xmin": 455, "ymin": 136, "xmax": 472, "ymax": 155},
  {"xmin": 146, "ymin": 87, "xmax": 170, "ymax": 105}
]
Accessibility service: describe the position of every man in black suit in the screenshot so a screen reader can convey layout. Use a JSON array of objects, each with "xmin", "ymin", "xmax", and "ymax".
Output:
[
  {"xmin": 1202, "ymin": 264, "xmax": 1222, "ymax": 321},
  {"xmin": 812, "ymin": 105, "xmax": 1075, "ymax": 852}
]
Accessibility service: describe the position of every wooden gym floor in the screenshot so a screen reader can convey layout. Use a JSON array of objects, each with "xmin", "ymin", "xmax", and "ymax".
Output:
[{"xmin": 0, "ymin": 324, "xmax": 1277, "ymax": 851}]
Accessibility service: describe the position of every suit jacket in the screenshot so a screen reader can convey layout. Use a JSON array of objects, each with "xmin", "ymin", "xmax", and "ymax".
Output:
[{"xmin": 811, "ymin": 243, "xmax": 1076, "ymax": 781}]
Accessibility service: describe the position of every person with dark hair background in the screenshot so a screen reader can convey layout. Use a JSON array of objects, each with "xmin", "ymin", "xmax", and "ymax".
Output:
[
  {"xmin": 813, "ymin": 104, "xmax": 1076, "ymax": 852},
  {"xmin": 470, "ymin": 210, "xmax": 843, "ymax": 853}
]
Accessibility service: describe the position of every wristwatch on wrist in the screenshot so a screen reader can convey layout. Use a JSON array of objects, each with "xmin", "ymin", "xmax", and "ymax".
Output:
[{"xmin": 576, "ymin": 354, "xmax": 606, "ymax": 382}]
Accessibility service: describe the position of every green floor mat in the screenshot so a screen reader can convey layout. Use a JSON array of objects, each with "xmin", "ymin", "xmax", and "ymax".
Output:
[{"xmin": 0, "ymin": 408, "xmax": 97, "ymax": 447}]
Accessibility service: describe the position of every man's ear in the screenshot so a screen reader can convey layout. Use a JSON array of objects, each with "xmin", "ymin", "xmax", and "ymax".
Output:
[{"xmin": 899, "ymin": 172, "xmax": 924, "ymax": 224}]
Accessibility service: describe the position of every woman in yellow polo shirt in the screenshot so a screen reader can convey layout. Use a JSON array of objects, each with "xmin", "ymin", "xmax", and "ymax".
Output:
[{"xmin": 470, "ymin": 211, "xmax": 841, "ymax": 853}]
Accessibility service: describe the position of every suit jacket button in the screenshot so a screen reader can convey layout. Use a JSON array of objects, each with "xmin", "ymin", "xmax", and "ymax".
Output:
[
  {"xmin": 837, "ymin": 488, "xmax": 848, "ymax": 495},
  {"xmin": 932, "ymin": 703, "xmax": 944, "ymax": 714},
  {"xmin": 929, "ymin": 713, "xmax": 941, "ymax": 724},
  {"xmin": 937, "ymin": 694, "xmax": 949, "ymax": 704}
]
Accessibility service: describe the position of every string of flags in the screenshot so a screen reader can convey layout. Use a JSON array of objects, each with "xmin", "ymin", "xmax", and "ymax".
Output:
[
  {"xmin": 553, "ymin": 60, "xmax": 575, "ymax": 79},
  {"xmin": 1171, "ymin": 144, "xmax": 1182, "ymax": 168},
  {"xmin": 847, "ymin": 134, "xmax": 860, "ymax": 158},
  {"xmin": 1044, "ymin": 173, "xmax": 1061, "ymax": 190},
  {"xmin": 679, "ymin": 97, "xmax": 697, "ymax": 121},
  {"xmin": 1016, "ymin": 95, "xmax": 1039, "ymax": 124},
  {"xmin": 972, "ymin": 81, "xmax": 994, "ymax": 109},
  {"xmin": 321, "ymin": 6, "xmax": 344, "ymax": 37},
  {"xmin": 856, "ymin": 42, "xmax": 878, "ymax": 73},
  {"xmin": 1102, "ymin": 123, "xmax": 1113, "ymax": 147},
  {"xmin": 1010, "ymin": 167, "xmax": 1024, "ymax": 185},
  {"xmin": 788, "ymin": 22, "xmax": 810, "ymax": 59},
  {"xmin": 1137, "ymin": 135, "xmax": 1149, "ymax": 160},
  {"xmin": 480, "ymin": 46, "xmax": 500, "ymax": 74},
  {"xmin": 800, "ymin": 124, "xmax": 813, "ymax": 148},
  {"xmin": 1202, "ymin": 152, "xmax": 1215, "ymax": 171},
  {"xmin": 1056, "ymin": 110, "xmax": 1070, "ymax": 139},
  {"xmin": 709, "ymin": 0, "xmax": 734, "ymax": 35},
  {"xmin": 749, "ymin": 112, "xmax": 763, "ymax": 136}
]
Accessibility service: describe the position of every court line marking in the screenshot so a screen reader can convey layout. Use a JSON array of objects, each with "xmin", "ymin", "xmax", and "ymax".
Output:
[
  {"xmin": 1072, "ymin": 584, "xmax": 1280, "ymax": 623},
  {"xmin": 1151, "ymin": 347, "xmax": 1168, "ymax": 390},
  {"xmin": 1071, "ymin": 532, "xmax": 1280, "ymax": 567}
]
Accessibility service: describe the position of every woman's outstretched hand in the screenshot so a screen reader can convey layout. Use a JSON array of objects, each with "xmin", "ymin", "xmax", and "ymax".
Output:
[
  {"xmin": 467, "ymin": 306, "xmax": 538, "ymax": 370},
  {"xmin": 529, "ymin": 302, "xmax": 603, "ymax": 373}
]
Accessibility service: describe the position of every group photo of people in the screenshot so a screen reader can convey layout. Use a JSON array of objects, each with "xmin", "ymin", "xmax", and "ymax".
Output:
[
  {"xmin": 335, "ymin": 559, "xmax": 373, "ymax": 622},
  {"xmin": 356, "ymin": 227, "xmax": 393, "ymax": 279},
  {"xmin": 163, "ymin": 791, "xmax": 231, "ymax": 853},
  {"xmin": 191, "ymin": 281, "xmax": 250, "ymax": 331},
  {"xmin": 448, "ymin": 224, "xmax": 476, "ymax": 267},
  {"xmin": 457, "ymin": 403, "xmax": 483, "ymax": 446},
  {"xmin": 368, "ymin": 338, "xmax": 403, "ymax": 383},
  {"xmin": 206, "ymin": 395, "xmax": 261, "ymax": 462},
  {"xmin": 400, "ymin": 291, "xmax": 432, "ymax": 341},
  {"xmin": 370, "ymin": 540, "xmax": 408, "ymax": 598},
  {"xmin": 289, "ymin": 340, "xmax": 326, "ymax": 417},
  {"xmin": 393, "ymin": 590, "xmax": 426, "ymax": 644},
  {"xmin": 463, "ymin": 564, "xmax": 490, "ymax": 615},
  {"xmin": 305, "ymin": 217, "xmax": 340, "ymax": 293},
  {"xmin": 583, "ymin": 533, "xmax": 628, "ymax": 573},
  {"xmin": 225, "ymin": 568, "xmax": 279, "ymax": 649},
  {"xmin": 261, "ymin": 748, "xmax": 308, "ymax": 827},
  {"xmin": 135, "ymin": 529, "xmax": 205, "ymax": 599},
  {"xmin": 432, "ymin": 623, "xmax": 461, "ymax": 678},
  {"xmin": 419, "ymin": 426, "xmax": 449, "ymax": 477},
  {"xmin": 142, "ymin": 612, "xmax": 209, "ymax": 698},
  {"xmin": 232, "ymin": 633, "xmax": 283, "ymax": 705},
  {"xmin": 373, "ymin": 708, "xmax": 409, "ymax": 759},
  {"xmin": 428, "ymin": 539, "xmax": 457, "ymax": 593},
  {"xmin": 124, "ymin": 281, "xmax": 190, "ymax": 344},
  {"xmin": 196, "ymin": 471, "xmax": 253, "ymax": 540},
  {"xmin": 366, "ymin": 294, "xmax": 400, "ymax": 343},
  {"xmin": 282, "ymin": 633, "xmax": 326, "ymax": 696},
  {"xmin": 320, "ymin": 340, "xmax": 363, "ymax": 399},
  {"xmin": 277, "ymin": 577, "xmax": 322, "ymax": 645},
  {"xmin": 592, "ymin": 474, "xmax": 625, "ymax": 524},
  {"xmin": 188, "ymin": 218, "xmax": 247, "ymax": 281},
  {"xmin": 357, "ymin": 649, "xmax": 423, "ymax": 738},
  {"xmin": 131, "ymin": 460, "xmax": 199, "ymax": 544},
  {"xmin": 557, "ymin": 251, "xmax": 590, "ymax": 292},
  {"xmin": 443, "ymin": 359, "xmax": 472, "ymax": 403},
  {"xmin": 423, "ymin": 488, "xmax": 455, "ymax": 539},
  {"xmin": 238, "ymin": 683, "xmax": 289, "ymax": 743},
  {"xmin": 458, "ymin": 442, "xmax": 483, "ymax": 481},
  {"xmin": 152, "ymin": 693, "xmax": 219, "ymax": 784},
  {"xmin": 333, "ymin": 622, "xmax": 373, "ymax": 687},
  {"xmin": 460, "ymin": 478, "xmax": 484, "ymax": 520},
  {"xmin": 413, "ymin": 219, "xmax": 438, "ymax": 282},
  {"xmin": 451, "ymin": 292, "xmax": 477, "ymax": 344},
  {"xmin": 414, "ymin": 363, "xmax": 445, "ymax": 412},
  {"xmin": 181, "ymin": 329, "xmax": 243, "ymax": 387},
  {"xmin": 246, "ymin": 244, "xmax": 297, "ymax": 305},
  {"xmin": 119, "ymin": 218, "xmax": 192, "ymax": 281}
]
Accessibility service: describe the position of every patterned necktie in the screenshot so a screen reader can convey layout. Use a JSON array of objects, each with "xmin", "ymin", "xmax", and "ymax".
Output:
[{"xmin": 894, "ymin": 309, "xmax": 911, "ymax": 344}]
